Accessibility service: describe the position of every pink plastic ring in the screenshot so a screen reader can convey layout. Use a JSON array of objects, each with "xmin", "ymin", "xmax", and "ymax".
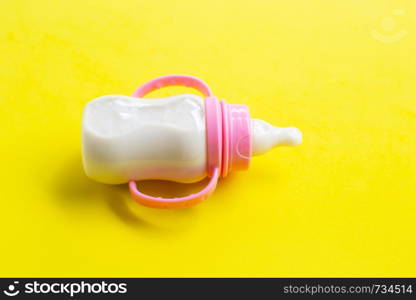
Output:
[{"xmin": 205, "ymin": 96, "xmax": 222, "ymax": 177}]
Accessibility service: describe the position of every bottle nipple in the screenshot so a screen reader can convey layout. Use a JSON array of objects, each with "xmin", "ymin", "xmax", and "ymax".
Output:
[{"xmin": 251, "ymin": 119, "xmax": 302, "ymax": 156}]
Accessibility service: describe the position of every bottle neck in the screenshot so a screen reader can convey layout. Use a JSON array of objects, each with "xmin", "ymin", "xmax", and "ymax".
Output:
[{"xmin": 205, "ymin": 97, "xmax": 252, "ymax": 178}]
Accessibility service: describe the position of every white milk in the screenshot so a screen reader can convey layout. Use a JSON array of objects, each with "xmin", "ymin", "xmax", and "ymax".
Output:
[{"xmin": 82, "ymin": 94, "xmax": 207, "ymax": 184}]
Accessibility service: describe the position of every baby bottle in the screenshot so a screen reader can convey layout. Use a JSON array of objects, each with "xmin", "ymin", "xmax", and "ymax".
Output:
[{"xmin": 82, "ymin": 75, "xmax": 302, "ymax": 208}]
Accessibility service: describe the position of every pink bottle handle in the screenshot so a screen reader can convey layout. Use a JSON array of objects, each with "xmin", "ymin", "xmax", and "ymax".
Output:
[
  {"xmin": 129, "ymin": 168, "xmax": 219, "ymax": 209},
  {"xmin": 129, "ymin": 75, "xmax": 219, "ymax": 209},
  {"xmin": 132, "ymin": 74, "xmax": 213, "ymax": 98}
]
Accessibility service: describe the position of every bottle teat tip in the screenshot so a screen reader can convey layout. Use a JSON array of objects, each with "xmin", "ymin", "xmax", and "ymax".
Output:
[
  {"xmin": 280, "ymin": 126, "xmax": 302, "ymax": 146},
  {"xmin": 251, "ymin": 119, "xmax": 302, "ymax": 156}
]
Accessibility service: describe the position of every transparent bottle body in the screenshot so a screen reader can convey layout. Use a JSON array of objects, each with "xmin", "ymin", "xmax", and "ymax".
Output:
[{"xmin": 82, "ymin": 94, "xmax": 207, "ymax": 184}]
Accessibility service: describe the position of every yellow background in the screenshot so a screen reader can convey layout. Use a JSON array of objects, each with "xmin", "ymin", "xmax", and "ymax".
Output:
[{"xmin": 0, "ymin": 0, "xmax": 415, "ymax": 277}]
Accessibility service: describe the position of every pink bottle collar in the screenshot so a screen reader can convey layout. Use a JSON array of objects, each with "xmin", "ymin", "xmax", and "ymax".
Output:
[
  {"xmin": 206, "ymin": 97, "xmax": 252, "ymax": 178},
  {"xmin": 129, "ymin": 75, "xmax": 251, "ymax": 208}
]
